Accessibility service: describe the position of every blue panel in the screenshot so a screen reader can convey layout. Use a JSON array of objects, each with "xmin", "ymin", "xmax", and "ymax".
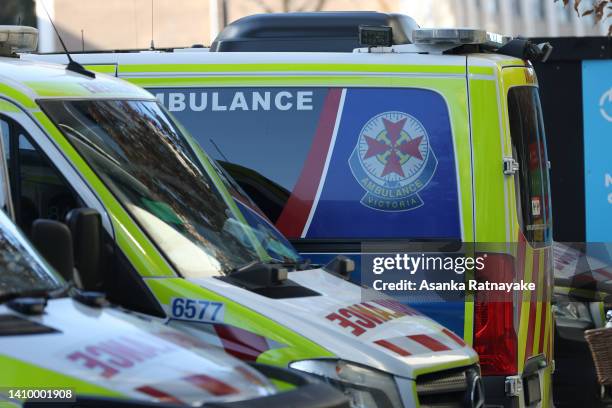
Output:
[
  {"xmin": 409, "ymin": 302, "xmax": 465, "ymax": 337},
  {"xmin": 582, "ymin": 61, "xmax": 612, "ymax": 242},
  {"xmin": 305, "ymin": 88, "xmax": 461, "ymax": 239}
]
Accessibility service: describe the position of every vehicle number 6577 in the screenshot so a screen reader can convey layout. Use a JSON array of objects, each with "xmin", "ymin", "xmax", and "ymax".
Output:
[{"xmin": 170, "ymin": 298, "xmax": 224, "ymax": 323}]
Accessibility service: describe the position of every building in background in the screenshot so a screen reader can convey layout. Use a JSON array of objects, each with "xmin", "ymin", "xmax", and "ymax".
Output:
[
  {"xmin": 404, "ymin": 0, "xmax": 608, "ymax": 37},
  {"xmin": 34, "ymin": 0, "xmax": 607, "ymax": 53},
  {"xmin": 34, "ymin": 0, "xmax": 401, "ymax": 52},
  {"xmin": 0, "ymin": 0, "xmax": 36, "ymax": 27}
]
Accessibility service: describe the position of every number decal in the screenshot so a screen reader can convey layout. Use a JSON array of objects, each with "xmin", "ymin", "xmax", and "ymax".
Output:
[
  {"xmin": 170, "ymin": 298, "xmax": 225, "ymax": 323},
  {"xmin": 197, "ymin": 300, "xmax": 210, "ymax": 319},
  {"xmin": 184, "ymin": 299, "xmax": 196, "ymax": 318}
]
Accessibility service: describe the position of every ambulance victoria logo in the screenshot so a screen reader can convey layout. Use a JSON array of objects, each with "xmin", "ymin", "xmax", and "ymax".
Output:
[{"xmin": 349, "ymin": 111, "xmax": 437, "ymax": 211}]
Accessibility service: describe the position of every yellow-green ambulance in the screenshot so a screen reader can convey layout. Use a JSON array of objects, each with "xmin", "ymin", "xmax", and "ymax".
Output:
[
  {"xmin": 27, "ymin": 11, "xmax": 558, "ymax": 407},
  {"xmin": 5, "ymin": 24, "xmax": 482, "ymax": 408}
]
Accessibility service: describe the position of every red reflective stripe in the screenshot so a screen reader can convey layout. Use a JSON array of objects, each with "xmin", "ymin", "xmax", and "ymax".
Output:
[
  {"xmin": 594, "ymin": 268, "xmax": 612, "ymax": 280},
  {"xmin": 442, "ymin": 328, "xmax": 465, "ymax": 347},
  {"xmin": 408, "ymin": 334, "xmax": 450, "ymax": 352},
  {"xmin": 275, "ymin": 88, "xmax": 343, "ymax": 238},
  {"xmin": 374, "ymin": 339, "xmax": 411, "ymax": 356},
  {"xmin": 184, "ymin": 374, "xmax": 239, "ymax": 396},
  {"xmin": 214, "ymin": 324, "xmax": 271, "ymax": 361},
  {"xmin": 136, "ymin": 386, "xmax": 182, "ymax": 404}
]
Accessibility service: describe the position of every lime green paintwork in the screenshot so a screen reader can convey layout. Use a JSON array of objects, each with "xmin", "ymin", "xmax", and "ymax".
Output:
[
  {"xmin": 145, "ymin": 278, "xmax": 334, "ymax": 366},
  {"xmin": 0, "ymin": 58, "xmax": 151, "ymax": 101},
  {"xmin": 469, "ymin": 76, "xmax": 507, "ymax": 242},
  {"xmin": 83, "ymin": 64, "xmax": 118, "ymax": 75},
  {"xmin": 468, "ymin": 66, "xmax": 495, "ymax": 76},
  {"xmin": 0, "ymin": 84, "xmax": 37, "ymax": 109},
  {"xmin": 0, "ymin": 100, "xmax": 20, "ymax": 112},
  {"xmin": 23, "ymin": 81, "xmax": 140, "ymax": 99},
  {"xmin": 0, "ymin": 355, "xmax": 121, "ymax": 398},
  {"xmin": 532, "ymin": 255, "xmax": 545, "ymax": 355},
  {"xmin": 119, "ymin": 63, "xmax": 466, "ymax": 75}
]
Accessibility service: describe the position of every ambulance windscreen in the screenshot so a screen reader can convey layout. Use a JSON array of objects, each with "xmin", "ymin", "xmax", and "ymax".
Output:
[{"xmin": 40, "ymin": 99, "xmax": 300, "ymax": 278}]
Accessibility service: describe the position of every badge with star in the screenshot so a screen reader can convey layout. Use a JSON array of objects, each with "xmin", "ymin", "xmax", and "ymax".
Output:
[{"xmin": 348, "ymin": 111, "xmax": 437, "ymax": 212}]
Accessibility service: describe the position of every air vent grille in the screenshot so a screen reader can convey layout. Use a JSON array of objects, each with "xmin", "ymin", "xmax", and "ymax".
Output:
[{"xmin": 417, "ymin": 366, "xmax": 482, "ymax": 408}]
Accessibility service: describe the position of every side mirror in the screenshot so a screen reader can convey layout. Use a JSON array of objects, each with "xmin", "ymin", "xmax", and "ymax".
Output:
[
  {"xmin": 31, "ymin": 219, "xmax": 75, "ymax": 281},
  {"xmin": 66, "ymin": 208, "xmax": 103, "ymax": 291},
  {"xmin": 323, "ymin": 255, "xmax": 355, "ymax": 280}
]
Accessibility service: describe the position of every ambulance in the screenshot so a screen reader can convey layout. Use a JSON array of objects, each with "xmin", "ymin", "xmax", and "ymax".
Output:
[
  {"xmin": 4, "ymin": 26, "xmax": 483, "ymax": 408},
  {"xmin": 27, "ymin": 11, "xmax": 557, "ymax": 407},
  {"xmin": 0, "ymin": 194, "xmax": 347, "ymax": 406}
]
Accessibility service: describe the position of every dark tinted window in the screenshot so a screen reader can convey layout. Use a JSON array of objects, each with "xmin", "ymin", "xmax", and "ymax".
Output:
[
  {"xmin": 507, "ymin": 87, "xmax": 552, "ymax": 244},
  {"xmin": 0, "ymin": 116, "xmax": 80, "ymax": 235}
]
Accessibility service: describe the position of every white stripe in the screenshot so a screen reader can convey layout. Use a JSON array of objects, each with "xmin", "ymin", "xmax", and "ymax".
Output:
[
  {"xmin": 390, "ymin": 336, "xmax": 433, "ymax": 355},
  {"xmin": 468, "ymin": 74, "xmax": 495, "ymax": 81},
  {"xmin": 300, "ymin": 88, "xmax": 347, "ymax": 238}
]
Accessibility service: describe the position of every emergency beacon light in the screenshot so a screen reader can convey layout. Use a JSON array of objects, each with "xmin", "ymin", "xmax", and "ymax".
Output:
[{"xmin": 0, "ymin": 26, "xmax": 38, "ymax": 57}]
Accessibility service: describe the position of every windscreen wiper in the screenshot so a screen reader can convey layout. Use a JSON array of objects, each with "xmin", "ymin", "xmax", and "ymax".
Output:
[
  {"xmin": 0, "ymin": 284, "xmax": 73, "ymax": 315},
  {"xmin": 0, "ymin": 284, "xmax": 70, "ymax": 305},
  {"xmin": 224, "ymin": 259, "xmax": 289, "ymax": 289},
  {"xmin": 278, "ymin": 257, "xmax": 313, "ymax": 271}
]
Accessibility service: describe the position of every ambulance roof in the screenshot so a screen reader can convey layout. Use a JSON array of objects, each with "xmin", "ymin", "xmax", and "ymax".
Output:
[
  {"xmin": 21, "ymin": 50, "xmax": 526, "ymax": 77},
  {"xmin": 0, "ymin": 57, "xmax": 154, "ymax": 108}
]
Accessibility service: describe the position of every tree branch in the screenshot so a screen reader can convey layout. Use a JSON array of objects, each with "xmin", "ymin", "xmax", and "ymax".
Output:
[{"xmin": 248, "ymin": 0, "xmax": 275, "ymax": 13}]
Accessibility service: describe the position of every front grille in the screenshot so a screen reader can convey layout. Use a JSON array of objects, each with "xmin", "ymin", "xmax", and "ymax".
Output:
[{"xmin": 416, "ymin": 365, "xmax": 481, "ymax": 408}]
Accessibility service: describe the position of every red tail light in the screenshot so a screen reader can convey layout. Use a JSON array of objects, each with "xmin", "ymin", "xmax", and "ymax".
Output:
[{"xmin": 474, "ymin": 253, "xmax": 518, "ymax": 376}]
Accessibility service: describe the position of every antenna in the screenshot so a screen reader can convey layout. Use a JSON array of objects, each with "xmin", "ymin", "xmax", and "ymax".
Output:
[
  {"xmin": 41, "ymin": 1, "xmax": 95, "ymax": 78},
  {"xmin": 210, "ymin": 138, "xmax": 229, "ymax": 162},
  {"xmin": 81, "ymin": 29, "xmax": 84, "ymax": 52},
  {"xmin": 150, "ymin": 0, "xmax": 155, "ymax": 50}
]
